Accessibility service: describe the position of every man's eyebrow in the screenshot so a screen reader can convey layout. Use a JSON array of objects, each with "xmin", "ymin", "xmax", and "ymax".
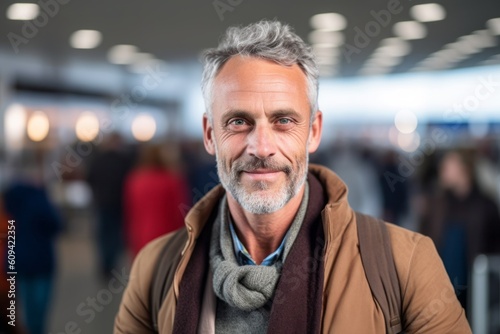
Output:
[
  {"xmin": 269, "ymin": 109, "xmax": 302, "ymax": 119},
  {"xmin": 221, "ymin": 110, "xmax": 253, "ymax": 124}
]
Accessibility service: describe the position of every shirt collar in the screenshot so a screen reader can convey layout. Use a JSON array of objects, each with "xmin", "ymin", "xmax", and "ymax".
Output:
[{"xmin": 228, "ymin": 220, "xmax": 288, "ymax": 266}]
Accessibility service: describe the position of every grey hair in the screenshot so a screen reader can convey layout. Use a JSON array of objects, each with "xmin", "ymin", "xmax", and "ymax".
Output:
[{"xmin": 201, "ymin": 20, "xmax": 319, "ymax": 122}]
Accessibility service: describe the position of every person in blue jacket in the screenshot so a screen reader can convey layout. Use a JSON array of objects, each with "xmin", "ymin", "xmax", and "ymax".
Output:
[{"xmin": 2, "ymin": 172, "xmax": 62, "ymax": 334}]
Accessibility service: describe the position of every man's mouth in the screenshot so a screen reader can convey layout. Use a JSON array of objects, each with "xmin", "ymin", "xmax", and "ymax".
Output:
[
  {"xmin": 245, "ymin": 168, "xmax": 280, "ymax": 174},
  {"xmin": 241, "ymin": 169, "xmax": 282, "ymax": 181}
]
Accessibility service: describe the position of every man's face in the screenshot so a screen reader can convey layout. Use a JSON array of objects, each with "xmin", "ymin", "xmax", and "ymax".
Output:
[{"xmin": 203, "ymin": 56, "xmax": 322, "ymax": 214}]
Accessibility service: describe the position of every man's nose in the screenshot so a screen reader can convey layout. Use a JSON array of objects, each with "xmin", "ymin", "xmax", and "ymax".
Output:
[{"xmin": 246, "ymin": 124, "xmax": 277, "ymax": 159}]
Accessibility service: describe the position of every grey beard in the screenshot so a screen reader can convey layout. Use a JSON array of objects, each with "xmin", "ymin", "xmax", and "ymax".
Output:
[{"xmin": 215, "ymin": 151, "xmax": 308, "ymax": 214}]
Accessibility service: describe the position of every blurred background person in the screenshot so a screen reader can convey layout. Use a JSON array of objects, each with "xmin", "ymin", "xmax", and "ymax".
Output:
[
  {"xmin": 475, "ymin": 139, "xmax": 500, "ymax": 209},
  {"xmin": 379, "ymin": 150, "xmax": 410, "ymax": 226},
  {"xmin": 2, "ymin": 159, "xmax": 62, "ymax": 334},
  {"xmin": 419, "ymin": 149, "xmax": 500, "ymax": 312},
  {"xmin": 123, "ymin": 143, "xmax": 190, "ymax": 258},
  {"xmin": 86, "ymin": 133, "xmax": 133, "ymax": 278},
  {"xmin": 181, "ymin": 140, "xmax": 219, "ymax": 207}
]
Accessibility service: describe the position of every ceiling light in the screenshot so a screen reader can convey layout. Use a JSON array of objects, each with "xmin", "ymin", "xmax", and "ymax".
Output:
[
  {"xmin": 443, "ymin": 42, "xmax": 473, "ymax": 56},
  {"xmin": 6, "ymin": 3, "xmax": 39, "ymax": 20},
  {"xmin": 456, "ymin": 35, "xmax": 484, "ymax": 55},
  {"xmin": 417, "ymin": 58, "xmax": 435, "ymax": 65},
  {"xmin": 310, "ymin": 13, "xmax": 347, "ymax": 31},
  {"xmin": 108, "ymin": 44, "xmax": 139, "ymax": 64},
  {"xmin": 410, "ymin": 3, "xmax": 446, "ymax": 22},
  {"xmin": 70, "ymin": 30, "xmax": 102, "ymax": 49},
  {"xmin": 374, "ymin": 45, "xmax": 411, "ymax": 57},
  {"xmin": 308, "ymin": 31, "xmax": 344, "ymax": 47},
  {"xmin": 379, "ymin": 37, "xmax": 411, "ymax": 49},
  {"xmin": 393, "ymin": 21, "xmax": 427, "ymax": 40},
  {"xmin": 413, "ymin": 57, "xmax": 438, "ymax": 70},
  {"xmin": 27, "ymin": 111, "xmax": 50, "ymax": 142},
  {"xmin": 472, "ymin": 30, "xmax": 496, "ymax": 48},
  {"xmin": 376, "ymin": 38, "xmax": 411, "ymax": 56},
  {"xmin": 362, "ymin": 57, "xmax": 384, "ymax": 69},
  {"xmin": 371, "ymin": 56, "xmax": 403, "ymax": 67},
  {"xmin": 432, "ymin": 49, "xmax": 465, "ymax": 63},
  {"xmin": 487, "ymin": 18, "xmax": 500, "ymax": 35},
  {"xmin": 423, "ymin": 57, "xmax": 448, "ymax": 69}
]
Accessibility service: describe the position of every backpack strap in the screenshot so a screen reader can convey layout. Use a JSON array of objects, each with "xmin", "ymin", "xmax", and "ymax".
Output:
[
  {"xmin": 150, "ymin": 228, "xmax": 189, "ymax": 332},
  {"xmin": 356, "ymin": 212, "xmax": 403, "ymax": 334}
]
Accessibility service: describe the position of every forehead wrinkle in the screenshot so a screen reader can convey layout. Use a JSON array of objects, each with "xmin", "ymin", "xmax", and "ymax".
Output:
[{"xmin": 222, "ymin": 94, "xmax": 299, "ymax": 112}]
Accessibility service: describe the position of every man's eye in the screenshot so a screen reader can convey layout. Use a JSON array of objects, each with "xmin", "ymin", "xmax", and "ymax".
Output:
[
  {"xmin": 230, "ymin": 119, "xmax": 246, "ymax": 126},
  {"xmin": 277, "ymin": 118, "xmax": 291, "ymax": 125}
]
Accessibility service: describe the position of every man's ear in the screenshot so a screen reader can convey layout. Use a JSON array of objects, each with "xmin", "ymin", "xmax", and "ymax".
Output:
[
  {"xmin": 308, "ymin": 110, "xmax": 323, "ymax": 153},
  {"xmin": 203, "ymin": 113, "xmax": 216, "ymax": 155}
]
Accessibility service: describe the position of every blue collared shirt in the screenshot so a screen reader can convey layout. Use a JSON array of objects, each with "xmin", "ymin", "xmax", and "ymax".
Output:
[{"xmin": 229, "ymin": 222, "xmax": 287, "ymax": 266}]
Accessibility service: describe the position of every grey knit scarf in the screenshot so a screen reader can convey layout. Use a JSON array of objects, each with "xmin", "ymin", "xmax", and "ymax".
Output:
[{"xmin": 210, "ymin": 183, "xmax": 309, "ymax": 311}]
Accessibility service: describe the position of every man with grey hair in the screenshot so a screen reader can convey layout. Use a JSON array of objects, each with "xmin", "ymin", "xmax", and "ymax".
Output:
[{"xmin": 115, "ymin": 20, "xmax": 471, "ymax": 333}]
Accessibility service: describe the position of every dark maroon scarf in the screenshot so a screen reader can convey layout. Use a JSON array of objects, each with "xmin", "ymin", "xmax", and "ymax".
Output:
[{"xmin": 173, "ymin": 173, "xmax": 326, "ymax": 334}]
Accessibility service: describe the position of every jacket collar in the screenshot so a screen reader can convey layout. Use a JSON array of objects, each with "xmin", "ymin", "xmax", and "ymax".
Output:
[{"xmin": 307, "ymin": 164, "xmax": 353, "ymax": 248}]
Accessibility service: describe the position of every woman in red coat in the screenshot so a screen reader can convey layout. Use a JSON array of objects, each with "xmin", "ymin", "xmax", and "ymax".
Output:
[{"xmin": 124, "ymin": 144, "xmax": 190, "ymax": 257}]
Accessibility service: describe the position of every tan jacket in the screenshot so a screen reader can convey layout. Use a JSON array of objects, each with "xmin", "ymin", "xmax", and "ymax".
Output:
[{"xmin": 115, "ymin": 164, "xmax": 471, "ymax": 333}]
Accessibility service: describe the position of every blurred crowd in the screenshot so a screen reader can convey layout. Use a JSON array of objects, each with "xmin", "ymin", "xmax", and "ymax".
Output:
[
  {"xmin": 0, "ymin": 133, "xmax": 499, "ymax": 333},
  {"xmin": 314, "ymin": 140, "xmax": 500, "ymax": 316}
]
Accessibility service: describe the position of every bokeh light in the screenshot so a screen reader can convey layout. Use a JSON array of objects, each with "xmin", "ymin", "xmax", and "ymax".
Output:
[
  {"xmin": 394, "ymin": 110, "xmax": 418, "ymax": 134},
  {"xmin": 131, "ymin": 113, "xmax": 156, "ymax": 142},
  {"xmin": 75, "ymin": 111, "xmax": 100, "ymax": 142},
  {"xmin": 27, "ymin": 110, "xmax": 50, "ymax": 142},
  {"xmin": 4, "ymin": 104, "xmax": 27, "ymax": 149}
]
